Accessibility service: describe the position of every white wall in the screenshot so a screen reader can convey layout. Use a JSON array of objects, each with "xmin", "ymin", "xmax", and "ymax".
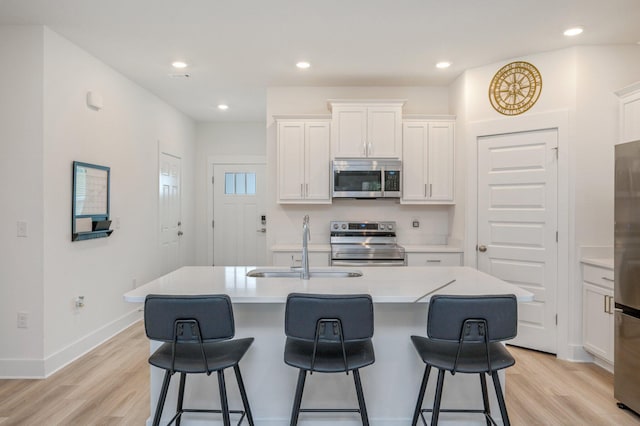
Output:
[
  {"xmin": 452, "ymin": 45, "xmax": 640, "ymax": 360},
  {"xmin": 194, "ymin": 122, "xmax": 266, "ymax": 265},
  {"xmin": 0, "ymin": 26, "xmax": 46, "ymax": 376},
  {"xmin": 0, "ymin": 26, "xmax": 197, "ymax": 378},
  {"xmin": 266, "ymin": 87, "xmax": 452, "ymax": 255}
]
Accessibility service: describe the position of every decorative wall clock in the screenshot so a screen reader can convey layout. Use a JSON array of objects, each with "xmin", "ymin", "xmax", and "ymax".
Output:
[{"xmin": 489, "ymin": 61, "xmax": 542, "ymax": 116}]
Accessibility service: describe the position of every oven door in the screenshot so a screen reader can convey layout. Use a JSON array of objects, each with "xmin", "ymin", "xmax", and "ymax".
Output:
[
  {"xmin": 331, "ymin": 259, "xmax": 406, "ymax": 267},
  {"xmin": 331, "ymin": 244, "xmax": 406, "ymax": 266}
]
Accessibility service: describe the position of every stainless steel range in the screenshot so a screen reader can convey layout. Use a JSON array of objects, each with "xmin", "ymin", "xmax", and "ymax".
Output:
[{"xmin": 330, "ymin": 221, "xmax": 406, "ymax": 266}]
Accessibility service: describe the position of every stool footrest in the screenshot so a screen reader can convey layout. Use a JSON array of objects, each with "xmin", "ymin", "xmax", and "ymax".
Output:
[
  {"xmin": 418, "ymin": 408, "xmax": 498, "ymax": 426},
  {"xmin": 167, "ymin": 408, "xmax": 247, "ymax": 426}
]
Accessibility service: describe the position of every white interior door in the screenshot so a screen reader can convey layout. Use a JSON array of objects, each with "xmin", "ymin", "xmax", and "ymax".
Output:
[
  {"xmin": 477, "ymin": 128, "xmax": 558, "ymax": 353},
  {"xmin": 213, "ymin": 164, "xmax": 266, "ymax": 266},
  {"xmin": 159, "ymin": 152, "xmax": 182, "ymax": 274}
]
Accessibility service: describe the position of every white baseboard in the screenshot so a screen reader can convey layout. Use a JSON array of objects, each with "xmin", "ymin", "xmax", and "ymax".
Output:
[
  {"xmin": 0, "ymin": 308, "xmax": 142, "ymax": 379},
  {"xmin": 565, "ymin": 343, "xmax": 595, "ymax": 363}
]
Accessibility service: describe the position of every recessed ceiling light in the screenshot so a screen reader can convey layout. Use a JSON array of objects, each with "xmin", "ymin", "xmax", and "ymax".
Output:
[
  {"xmin": 436, "ymin": 61, "xmax": 451, "ymax": 69},
  {"xmin": 563, "ymin": 27, "xmax": 584, "ymax": 37},
  {"xmin": 218, "ymin": 104, "xmax": 229, "ymax": 110},
  {"xmin": 296, "ymin": 61, "xmax": 311, "ymax": 69},
  {"xmin": 172, "ymin": 61, "xmax": 188, "ymax": 69}
]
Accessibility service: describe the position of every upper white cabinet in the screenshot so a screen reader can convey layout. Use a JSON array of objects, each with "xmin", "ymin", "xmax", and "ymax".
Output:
[
  {"xmin": 329, "ymin": 100, "xmax": 405, "ymax": 159},
  {"xmin": 276, "ymin": 116, "xmax": 331, "ymax": 204},
  {"xmin": 616, "ymin": 82, "xmax": 640, "ymax": 144},
  {"xmin": 401, "ymin": 117, "xmax": 455, "ymax": 204}
]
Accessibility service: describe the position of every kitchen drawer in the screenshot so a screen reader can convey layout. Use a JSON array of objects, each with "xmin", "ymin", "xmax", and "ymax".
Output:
[
  {"xmin": 583, "ymin": 263, "xmax": 614, "ymax": 290},
  {"xmin": 406, "ymin": 252, "xmax": 462, "ymax": 267}
]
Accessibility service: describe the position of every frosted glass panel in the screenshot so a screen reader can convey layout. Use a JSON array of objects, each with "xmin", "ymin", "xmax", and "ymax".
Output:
[
  {"xmin": 235, "ymin": 173, "xmax": 246, "ymax": 195},
  {"xmin": 246, "ymin": 173, "xmax": 256, "ymax": 195},
  {"xmin": 225, "ymin": 173, "xmax": 235, "ymax": 194}
]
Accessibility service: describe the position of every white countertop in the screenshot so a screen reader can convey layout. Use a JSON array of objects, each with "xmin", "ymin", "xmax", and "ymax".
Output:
[
  {"xmin": 124, "ymin": 266, "xmax": 533, "ymax": 304},
  {"xmin": 581, "ymin": 257, "xmax": 614, "ymax": 269},
  {"xmin": 271, "ymin": 244, "xmax": 331, "ymax": 252}
]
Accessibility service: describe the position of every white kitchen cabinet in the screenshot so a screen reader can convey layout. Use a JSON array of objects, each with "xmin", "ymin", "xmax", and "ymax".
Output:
[
  {"xmin": 276, "ymin": 117, "xmax": 331, "ymax": 203},
  {"xmin": 272, "ymin": 251, "xmax": 329, "ymax": 267},
  {"xmin": 582, "ymin": 262, "xmax": 615, "ymax": 369},
  {"xmin": 406, "ymin": 252, "xmax": 462, "ymax": 267},
  {"xmin": 401, "ymin": 118, "xmax": 455, "ymax": 204},
  {"xmin": 616, "ymin": 82, "xmax": 640, "ymax": 144},
  {"xmin": 329, "ymin": 100, "xmax": 404, "ymax": 159}
]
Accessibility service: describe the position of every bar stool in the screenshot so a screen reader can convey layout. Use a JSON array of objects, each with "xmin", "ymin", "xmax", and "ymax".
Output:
[
  {"xmin": 283, "ymin": 293, "xmax": 375, "ymax": 425},
  {"xmin": 144, "ymin": 294, "xmax": 254, "ymax": 426},
  {"xmin": 410, "ymin": 294, "xmax": 518, "ymax": 426}
]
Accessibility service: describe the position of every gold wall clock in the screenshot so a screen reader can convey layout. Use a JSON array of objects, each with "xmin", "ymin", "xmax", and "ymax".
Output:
[{"xmin": 489, "ymin": 61, "xmax": 542, "ymax": 116}]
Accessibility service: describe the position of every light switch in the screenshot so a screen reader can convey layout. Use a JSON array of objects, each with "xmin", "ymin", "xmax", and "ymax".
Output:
[{"xmin": 17, "ymin": 221, "xmax": 28, "ymax": 237}]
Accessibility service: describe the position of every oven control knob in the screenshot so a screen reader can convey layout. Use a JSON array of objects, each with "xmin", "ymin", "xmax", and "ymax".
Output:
[
  {"xmin": 341, "ymin": 224, "xmax": 347, "ymax": 229},
  {"xmin": 379, "ymin": 224, "xmax": 385, "ymax": 230},
  {"xmin": 333, "ymin": 223, "xmax": 339, "ymax": 230},
  {"xmin": 387, "ymin": 224, "xmax": 393, "ymax": 230}
]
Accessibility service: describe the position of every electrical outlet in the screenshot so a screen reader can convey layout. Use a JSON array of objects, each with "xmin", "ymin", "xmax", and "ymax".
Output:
[
  {"xmin": 17, "ymin": 221, "xmax": 28, "ymax": 237},
  {"xmin": 17, "ymin": 312, "xmax": 29, "ymax": 329}
]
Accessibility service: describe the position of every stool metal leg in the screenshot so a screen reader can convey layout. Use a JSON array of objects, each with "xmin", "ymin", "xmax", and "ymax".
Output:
[
  {"xmin": 153, "ymin": 370, "xmax": 172, "ymax": 426},
  {"xmin": 411, "ymin": 365, "xmax": 431, "ymax": 426},
  {"xmin": 176, "ymin": 372, "xmax": 187, "ymax": 426},
  {"xmin": 234, "ymin": 365, "xmax": 255, "ymax": 426},
  {"xmin": 480, "ymin": 373, "xmax": 491, "ymax": 426},
  {"xmin": 217, "ymin": 370, "xmax": 231, "ymax": 426},
  {"xmin": 352, "ymin": 369, "xmax": 369, "ymax": 426},
  {"xmin": 290, "ymin": 369, "xmax": 307, "ymax": 426},
  {"xmin": 430, "ymin": 369, "xmax": 446, "ymax": 426},
  {"xmin": 491, "ymin": 371, "xmax": 510, "ymax": 426}
]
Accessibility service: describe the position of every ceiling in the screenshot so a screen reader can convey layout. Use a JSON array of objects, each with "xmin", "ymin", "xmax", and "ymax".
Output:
[{"xmin": 1, "ymin": 0, "xmax": 639, "ymax": 122}]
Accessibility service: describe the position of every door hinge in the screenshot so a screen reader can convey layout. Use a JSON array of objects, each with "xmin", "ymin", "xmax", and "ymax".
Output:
[
  {"xmin": 212, "ymin": 220, "xmax": 214, "ymax": 228},
  {"xmin": 556, "ymin": 231, "xmax": 558, "ymax": 242},
  {"xmin": 211, "ymin": 176, "xmax": 214, "ymax": 184},
  {"xmin": 555, "ymin": 314, "xmax": 558, "ymax": 325}
]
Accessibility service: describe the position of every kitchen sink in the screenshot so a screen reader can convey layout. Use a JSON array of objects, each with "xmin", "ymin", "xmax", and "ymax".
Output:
[{"xmin": 246, "ymin": 268, "xmax": 362, "ymax": 278}]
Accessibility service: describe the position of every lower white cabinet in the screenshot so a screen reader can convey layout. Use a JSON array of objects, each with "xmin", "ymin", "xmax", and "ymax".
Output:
[
  {"xmin": 406, "ymin": 252, "xmax": 462, "ymax": 267},
  {"xmin": 272, "ymin": 251, "xmax": 329, "ymax": 267},
  {"xmin": 582, "ymin": 262, "xmax": 615, "ymax": 368}
]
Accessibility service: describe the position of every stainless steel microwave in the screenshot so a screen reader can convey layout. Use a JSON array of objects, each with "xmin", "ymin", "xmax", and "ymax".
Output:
[{"xmin": 332, "ymin": 159, "xmax": 401, "ymax": 198}]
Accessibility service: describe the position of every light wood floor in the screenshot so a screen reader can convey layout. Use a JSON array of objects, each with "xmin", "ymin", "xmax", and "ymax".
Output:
[{"xmin": 1, "ymin": 322, "xmax": 639, "ymax": 425}]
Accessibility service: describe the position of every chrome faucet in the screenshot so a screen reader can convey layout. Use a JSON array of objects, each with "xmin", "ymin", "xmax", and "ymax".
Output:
[{"xmin": 301, "ymin": 215, "xmax": 310, "ymax": 280}]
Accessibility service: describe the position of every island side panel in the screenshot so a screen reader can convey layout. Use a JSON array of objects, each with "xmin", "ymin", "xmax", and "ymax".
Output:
[{"xmin": 148, "ymin": 302, "xmax": 505, "ymax": 425}]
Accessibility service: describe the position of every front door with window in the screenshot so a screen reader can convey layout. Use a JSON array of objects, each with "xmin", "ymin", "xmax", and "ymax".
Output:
[{"xmin": 213, "ymin": 164, "xmax": 266, "ymax": 266}]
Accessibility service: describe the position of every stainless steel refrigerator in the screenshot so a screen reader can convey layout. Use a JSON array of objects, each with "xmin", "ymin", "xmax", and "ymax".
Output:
[{"xmin": 614, "ymin": 140, "xmax": 640, "ymax": 414}]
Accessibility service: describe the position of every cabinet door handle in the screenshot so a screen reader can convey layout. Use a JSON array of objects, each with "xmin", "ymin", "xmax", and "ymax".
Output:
[
  {"xmin": 430, "ymin": 183, "xmax": 433, "ymax": 197},
  {"xmin": 300, "ymin": 183, "xmax": 303, "ymax": 197},
  {"xmin": 604, "ymin": 295, "xmax": 608, "ymax": 313},
  {"xmin": 368, "ymin": 142, "xmax": 372, "ymax": 156},
  {"xmin": 608, "ymin": 295, "xmax": 614, "ymax": 314},
  {"xmin": 602, "ymin": 277, "xmax": 614, "ymax": 282},
  {"xmin": 363, "ymin": 141, "xmax": 367, "ymax": 156},
  {"xmin": 426, "ymin": 259, "xmax": 441, "ymax": 263},
  {"xmin": 306, "ymin": 183, "xmax": 309, "ymax": 197}
]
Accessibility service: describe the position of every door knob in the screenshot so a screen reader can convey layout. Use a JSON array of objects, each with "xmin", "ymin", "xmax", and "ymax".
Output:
[
  {"xmin": 177, "ymin": 231, "xmax": 184, "ymax": 236},
  {"xmin": 257, "ymin": 228, "xmax": 266, "ymax": 233},
  {"xmin": 478, "ymin": 245, "xmax": 487, "ymax": 252}
]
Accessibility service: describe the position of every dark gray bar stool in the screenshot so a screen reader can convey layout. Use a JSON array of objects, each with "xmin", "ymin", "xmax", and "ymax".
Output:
[
  {"xmin": 283, "ymin": 293, "xmax": 375, "ymax": 425},
  {"xmin": 410, "ymin": 294, "xmax": 518, "ymax": 426},
  {"xmin": 144, "ymin": 294, "xmax": 254, "ymax": 426}
]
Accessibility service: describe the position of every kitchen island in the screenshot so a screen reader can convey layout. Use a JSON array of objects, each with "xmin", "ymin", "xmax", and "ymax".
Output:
[{"xmin": 124, "ymin": 266, "xmax": 533, "ymax": 425}]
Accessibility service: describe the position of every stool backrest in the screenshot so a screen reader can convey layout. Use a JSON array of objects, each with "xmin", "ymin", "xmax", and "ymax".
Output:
[
  {"xmin": 144, "ymin": 294, "xmax": 235, "ymax": 343},
  {"xmin": 427, "ymin": 294, "xmax": 517, "ymax": 343},
  {"xmin": 285, "ymin": 293, "xmax": 374, "ymax": 342}
]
